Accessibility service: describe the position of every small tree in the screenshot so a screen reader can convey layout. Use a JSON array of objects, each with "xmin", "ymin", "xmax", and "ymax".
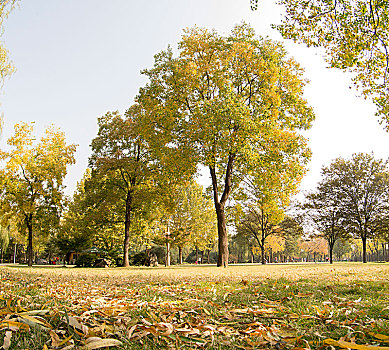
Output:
[
  {"xmin": 237, "ymin": 202, "xmax": 284, "ymax": 264},
  {"xmin": 302, "ymin": 180, "xmax": 350, "ymax": 264},
  {"xmin": 0, "ymin": 123, "xmax": 76, "ymax": 266}
]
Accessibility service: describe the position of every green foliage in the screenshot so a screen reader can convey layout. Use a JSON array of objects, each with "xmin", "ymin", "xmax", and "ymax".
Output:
[
  {"xmin": 137, "ymin": 23, "xmax": 314, "ymax": 266},
  {"xmin": 86, "ymin": 111, "xmax": 158, "ymax": 266},
  {"xmin": 301, "ymin": 177, "xmax": 351, "ymax": 263},
  {"xmin": 275, "ymin": 0, "xmax": 389, "ymax": 125},
  {"xmin": 0, "ymin": 122, "xmax": 77, "ymax": 266},
  {"xmin": 75, "ymin": 253, "xmax": 96, "ymax": 267},
  {"xmin": 0, "ymin": 0, "xmax": 17, "ymax": 87},
  {"xmin": 0, "ymin": 225, "xmax": 9, "ymax": 253},
  {"xmin": 129, "ymin": 251, "xmax": 147, "ymax": 266},
  {"xmin": 279, "ymin": 216, "xmax": 304, "ymax": 259},
  {"xmin": 170, "ymin": 181, "xmax": 217, "ymax": 251},
  {"xmin": 317, "ymin": 153, "xmax": 389, "ymax": 262}
]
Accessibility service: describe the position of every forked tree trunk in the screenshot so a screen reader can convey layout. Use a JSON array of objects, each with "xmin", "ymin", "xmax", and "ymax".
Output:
[{"xmin": 210, "ymin": 155, "xmax": 234, "ymax": 268}]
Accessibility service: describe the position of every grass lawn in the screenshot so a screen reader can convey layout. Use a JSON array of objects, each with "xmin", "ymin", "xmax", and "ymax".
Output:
[{"xmin": 0, "ymin": 262, "xmax": 388, "ymax": 349}]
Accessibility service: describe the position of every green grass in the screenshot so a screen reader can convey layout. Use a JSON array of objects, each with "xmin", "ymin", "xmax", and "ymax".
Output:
[{"xmin": 1, "ymin": 263, "xmax": 389, "ymax": 349}]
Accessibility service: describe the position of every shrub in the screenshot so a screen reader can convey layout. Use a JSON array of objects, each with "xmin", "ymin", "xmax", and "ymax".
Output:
[{"xmin": 75, "ymin": 253, "xmax": 96, "ymax": 267}]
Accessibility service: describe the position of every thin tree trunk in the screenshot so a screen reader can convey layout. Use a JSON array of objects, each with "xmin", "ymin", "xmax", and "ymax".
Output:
[
  {"xmin": 13, "ymin": 242, "xmax": 17, "ymax": 264},
  {"xmin": 329, "ymin": 244, "xmax": 333, "ymax": 264},
  {"xmin": 27, "ymin": 221, "xmax": 33, "ymax": 267},
  {"xmin": 201, "ymin": 250, "xmax": 204, "ymax": 264},
  {"xmin": 261, "ymin": 244, "xmax": 265, "ymax": 264},
  {"xmin": 362, "ymin": 236, "xmax": 367, "ymax": 263},
  {"xmin": 207, "ymin": 249, "xmax": 210, "ymax": 264},
  {"xmin": 195, "ymin": 246, "xmax": 198, "ymax": 264},
  {"xmin": 178, "ymin": 246, "xmax": 183, "ymax": 264},
  {"xmin": 122, "ymin": 191, "xmax": 133, "ymax": 267},
  {"xmin": 165, "ymin": 241, "xmax": 170, "ymax": 267}
]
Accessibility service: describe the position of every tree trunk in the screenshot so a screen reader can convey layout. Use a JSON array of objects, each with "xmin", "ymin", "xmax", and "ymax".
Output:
[
  {"xmin": 362, "ymin": 236, "xmax": 367, "ymax": 263},
  {"xmin": 207, "ymin": 249, "xmax": 210, "ymax": 264},
  {"xmin": 178, "ymin": 246, "xmax": 183, "ymax": 264},
  {"xmin": 329, "ymin": 244, "xmax": 333, "ymax": 264},
  {"xmin": 209, "ymin": 156, "xmax": 234, "ymax": 268},
  {"xmin": 26, "ymin": 221, "xmax": 33, "ymax": 267},
  {"xmin": 201, "ymin": 250, "xmax": 204, "ymax": 264},
  {"xmin": 195, "ymin": 246, "xmax": 198, "ymax": 264},
  {"xmin": 165, "ymin": 241, "xmax": 170, "ymax": 267},
  {"xmin": 13, "ymin": 242, "xmax": 17, "ymax": 264},
  {"xmin": 215, "ymin": 204, "xmax": 229, "ymax": 267},
  {"xmin": 122, "ymin": 191, "xmax": 133, "ymax": 267},
  {"xmin": 261, "ymin": 244, "xmax": 265, "ymax": 264}
]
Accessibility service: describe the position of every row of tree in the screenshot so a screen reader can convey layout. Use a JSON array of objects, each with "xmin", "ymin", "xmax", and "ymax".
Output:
[
  {"xmin": 1, "ymin": 21, "xmax": 389, "ymax": 267},
  {"xmin": 0, "ymin": 23, "xmax": 315, "ymax": 267}
]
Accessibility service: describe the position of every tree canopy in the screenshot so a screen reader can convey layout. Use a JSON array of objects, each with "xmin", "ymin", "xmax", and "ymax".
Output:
[
  {"xmin": 273, "ymin": 0, "xmax": 389, "ymax": 126},
  {"xmin": 319, "ymin": 153, "xmax": 389, "ymax": 263},
  {"xmin": 0, "ymin": 122, "xmax": 76, "ymax": 266},
  {"xmin": 136, "ymin": 23, "xmax": 314, "ymax": 266}
]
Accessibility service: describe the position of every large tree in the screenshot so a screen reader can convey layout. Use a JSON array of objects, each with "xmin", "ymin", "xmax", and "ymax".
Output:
[
  {"xmin": 321, "ymin": 153, "xmax": 389, "ymax": 263},
  {"xmin": 0, "ymin": 122, "xmax": 76, "ymax": 266},
  {"xmin": 137, "ymin": 23, "xmax": 314, "ymax": 266},
  {"xmin": 270, "ymin": 0, "xmax": 389, "ymax": 125}
]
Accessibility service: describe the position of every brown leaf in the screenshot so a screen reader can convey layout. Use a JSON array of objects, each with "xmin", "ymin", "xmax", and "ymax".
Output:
[{"xmin": 2, "ymin": 331, "xmax": 12, "ymax": 350}]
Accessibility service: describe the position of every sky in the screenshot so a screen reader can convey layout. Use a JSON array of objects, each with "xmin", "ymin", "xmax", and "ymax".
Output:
[{"xmin": 1, "ymin": 0, "xmax": 389, "ymax": 196}]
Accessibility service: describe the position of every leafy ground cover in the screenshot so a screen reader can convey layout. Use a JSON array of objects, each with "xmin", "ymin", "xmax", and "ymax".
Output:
[{"xmin": 0, "ymin": 263, "xmax": 388, "ymax": 349}]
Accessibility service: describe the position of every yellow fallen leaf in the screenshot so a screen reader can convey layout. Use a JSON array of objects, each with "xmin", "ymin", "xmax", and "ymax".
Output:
[
  {"xmin": 84, "ymin": 337, "xmax": 122, "ymax": 349},
  {"xmin": 369, "ymin": 333, "xmax": 389, "ymax": 342},
  {"xmin": 0, "ymin": 320, "xmax": 30, "ymax": 331},
  {"xmin": 324, "ymin": 338, "xmax": 389, "ymax": 350}
]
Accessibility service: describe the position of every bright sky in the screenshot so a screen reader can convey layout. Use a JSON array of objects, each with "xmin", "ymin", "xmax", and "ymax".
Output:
[{"xmin": 1, "ymin": 0, "xmax": 389, "ymax": 196}]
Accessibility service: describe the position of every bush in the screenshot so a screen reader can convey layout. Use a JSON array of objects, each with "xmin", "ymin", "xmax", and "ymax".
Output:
[
  {"xmin": 129, "ymin": 251, "xmax": 147, "ymax": 266},
  {"xmin": 75, "ymin": 253, "xmax": 96, "ymax": 267}
]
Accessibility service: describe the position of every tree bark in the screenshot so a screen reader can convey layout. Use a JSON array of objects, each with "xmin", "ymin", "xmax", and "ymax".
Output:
[
  {"xmin": 215, "ymin": 204, "xmax": 229, "ymax": 267},
  {"xmin": 26, "ymin": 219, "xmax": 33, "ymax": 267},
  {"xmin": 362, "ymin": 236, "xmax": 367, "ymax": 263},
  {"xmin": 178, "ymin": 246, "xmax": 183, "ymax": 264},
  {"xmin": 165, "ymin": 241, "xmax": 170, "ymax": 267},
  {"xmin": 207, "ymin": 249, "xmax": 210, "ymax": 264},
  {"xmin": 195, "ymin": 246, "xmax": 198, "ymax": 264},
  {"xmin": 329, "ymin": 244, "xmax": 333, "ymax": 264},
  {"xmin": 209, "ymin": 155, "xmax": 234, "ymax": 268},
  {"xmin": 261, "ymin": 244, "xmax": 265, "ymax": 264},
  {"xmin": 122, "ymin": 191, "xmax": 133, "ymax": 267}
]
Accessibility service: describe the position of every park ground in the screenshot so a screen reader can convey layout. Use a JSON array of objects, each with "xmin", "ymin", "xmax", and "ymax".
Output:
[{"xmin": 0, "ymin": 263, "xmax": 388, "ymax": 349}]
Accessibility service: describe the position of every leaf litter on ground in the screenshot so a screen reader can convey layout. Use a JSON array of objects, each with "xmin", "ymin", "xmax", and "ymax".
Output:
[{"xmin": 0, "ymin": 263, "xmax": 388, "ymax": 349}]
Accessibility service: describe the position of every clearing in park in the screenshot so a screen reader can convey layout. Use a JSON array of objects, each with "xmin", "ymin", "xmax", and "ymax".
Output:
[{"xmin": 0, "ymin": 262, "xmax": 388, "ymax": 349}]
